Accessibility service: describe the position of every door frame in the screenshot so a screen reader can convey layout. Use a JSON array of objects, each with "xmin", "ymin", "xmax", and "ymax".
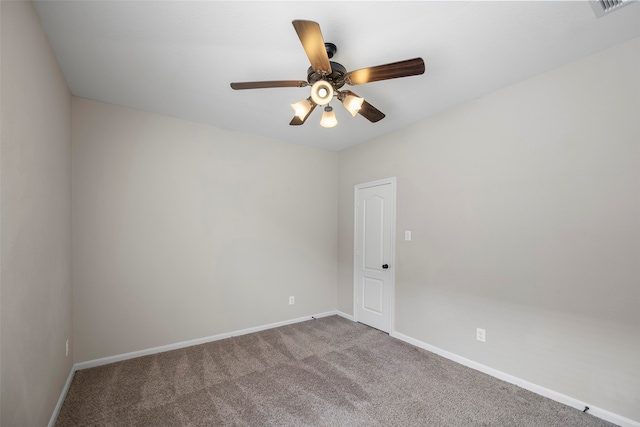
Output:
[{"xmin": 353, "ymin": 177, "xmax": 397, "ymax": 333}]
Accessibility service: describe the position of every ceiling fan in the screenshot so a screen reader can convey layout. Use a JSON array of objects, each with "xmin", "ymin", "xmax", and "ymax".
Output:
[{"xmin": 230, "ymin": 20, "xmax": 425, "ymax": 128}]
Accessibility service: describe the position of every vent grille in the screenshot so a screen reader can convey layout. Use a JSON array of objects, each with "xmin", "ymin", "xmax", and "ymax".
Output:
[{"xmin": 590, "ymin": 0, "xmax": 634, "ymax": 17}]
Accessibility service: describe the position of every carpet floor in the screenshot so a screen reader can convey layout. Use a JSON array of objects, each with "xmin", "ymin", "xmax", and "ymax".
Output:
[{"xmin": 55, "ymin": 315, "xmax": 616, "ymax": 426}]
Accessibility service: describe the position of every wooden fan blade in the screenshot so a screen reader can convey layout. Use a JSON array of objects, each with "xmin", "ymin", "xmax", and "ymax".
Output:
[
  {"xmin": 230, "ymin": 80, "xmax": 308, "ymax": 90},
  {"xmin": 340, "ymin": 90, "xmax": 385, "ymax": 123},
  {"xmin": 344, "ymin": 58, "xmax": 425, "ymax": 85},
  {"xmin": 292, "ymin": 20, "xmax": 332, "ymax": 74},
  {"xmin": 290, "ymin": 101, "xmax": 317, "ymax": 126},
  {"xmin": 358, "ymin": 100, "xmax": 386, "ymax": 123}
]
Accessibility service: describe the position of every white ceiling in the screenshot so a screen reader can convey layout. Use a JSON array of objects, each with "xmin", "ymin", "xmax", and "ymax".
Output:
[{"xmin": 33, "ymin": 1, "xmax": 640, "ymax": 151}]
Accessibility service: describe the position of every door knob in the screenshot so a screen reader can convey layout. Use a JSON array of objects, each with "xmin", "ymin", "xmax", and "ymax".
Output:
[{"xmin": 382, "ymin": 264, "xmax": 389, "ymax": 269}]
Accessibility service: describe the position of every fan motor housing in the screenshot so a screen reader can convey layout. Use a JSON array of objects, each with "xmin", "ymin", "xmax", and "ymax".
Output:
[{"xmin": 307, "ymin": 61, "xmax": 346, "ymax": 89}]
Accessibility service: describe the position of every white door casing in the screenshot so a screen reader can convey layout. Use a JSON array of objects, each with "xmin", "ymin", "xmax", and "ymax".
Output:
[{"xmin": 354, "ymin": 178, "xmax": 396, "ymax": 333}]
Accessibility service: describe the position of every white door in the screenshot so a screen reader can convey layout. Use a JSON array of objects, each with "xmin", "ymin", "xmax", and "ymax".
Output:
[{"xmin": 354, "ymin": 178, "xmax": 395, "ymax": 333}]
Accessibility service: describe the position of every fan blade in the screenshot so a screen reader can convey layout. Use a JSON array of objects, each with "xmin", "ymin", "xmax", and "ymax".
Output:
[
  {"xmin": 290, "ymin": 101, "xmax": 317, "ymax": 126},
  {"xmin": 340, "ymin": 90, "xmax": 385, "ymax": 123},
  {"xmin": 358, "ymin": 100, "xmax": 386, "ymax": 123},
  {"xmin": 344, "ymin": 58, "xmax": 425, "ymax": 85},
  {"xmin": 292, "ymin": 20, "xmax": 332, "ymax": 74},
  {"xmin": 230, "ymin": 80, "xmax": 308, "ymax": 90}
]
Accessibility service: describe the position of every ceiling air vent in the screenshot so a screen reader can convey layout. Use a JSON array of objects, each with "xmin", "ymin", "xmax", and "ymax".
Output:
[{"xmin": 590, "ymin": 0, "xmax": 634, "ymax": 18}]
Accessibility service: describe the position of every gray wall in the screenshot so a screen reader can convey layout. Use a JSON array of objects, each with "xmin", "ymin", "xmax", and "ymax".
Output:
[
  {"xmin": 338, "ymin": 37, "xmax": 640, "ymax": 421},
  {"xmin": 72, "ymin": 98, "xmax": 338, "ymax": 363},
  {"xmin": 1, "ymin": 1, "xmax": 73, "ymax": 426}
]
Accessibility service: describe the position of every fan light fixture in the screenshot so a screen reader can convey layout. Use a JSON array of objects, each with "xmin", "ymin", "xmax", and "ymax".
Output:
[
  {"xmin": 290, "ymin": 98, "xmax": 313, "ymax": 120},
  {"xmin": 320, "ymin": 105, "xmax": 338, "ymax": 128},
  {"xmin": 310, "ymin": 80, "xmax": 334, "ymax": 106},
  {"xmin": 341, "ymin": 94, "xmax": 364, "ymax": 117}
]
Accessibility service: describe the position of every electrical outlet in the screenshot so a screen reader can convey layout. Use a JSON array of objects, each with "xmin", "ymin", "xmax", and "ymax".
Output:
[
  {"xmin": 66, "ymin": 339, "xmax": 69, "ymax": 357},
  {"xmin": 476, "ymin": 328, "xmax": 486, "ymax": 342},
  {"xmin": 289, "ymin": 296, "xmax": 295, "ymax": 305}
]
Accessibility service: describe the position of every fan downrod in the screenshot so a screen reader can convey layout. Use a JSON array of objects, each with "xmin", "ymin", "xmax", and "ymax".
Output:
[{"xmin": 325, "ymin": 42, "xmax": 337, "ymax": 59}]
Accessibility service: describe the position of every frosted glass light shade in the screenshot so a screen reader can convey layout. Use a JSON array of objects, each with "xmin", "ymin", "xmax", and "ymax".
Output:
[
  {"xmin": 310, "ymin": 80, "xmax": 334, "ymax": 106},
  {"xmin": 290, "ymin": 98, "xmax": 313, "ymax": 120},
  {"xmin": 342, "ymin": 94, "xmax": 364, "ymax": 116},
  {"xmin": 320, "ymin": 106, "xmax": 338, "ymax": 128}
]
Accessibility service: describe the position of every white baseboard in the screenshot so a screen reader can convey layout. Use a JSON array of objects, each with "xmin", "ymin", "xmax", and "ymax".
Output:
[
  {"xmin": 390, "ymin": 331, "xmax": 639, "ymax": 427},
  {"xmin": 48, "ymin": 364, "xmax": 76, "ymax": 427},
  {"xmin": 75, "ymin": 311, "xmax": 338, "ymax": 371},
  {"xmin": 311, "ymin": 310, "xmax": 339, "ymax": 320},
  {"xmin": 336, "ymin": 310, "xmax": 354, "ymax": 321}
]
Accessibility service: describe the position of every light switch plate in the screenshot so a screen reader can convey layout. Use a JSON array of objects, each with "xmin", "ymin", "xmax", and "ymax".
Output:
[{"xmin": 405, "ymin": 231, "xmax": 412, "ymax": 241}]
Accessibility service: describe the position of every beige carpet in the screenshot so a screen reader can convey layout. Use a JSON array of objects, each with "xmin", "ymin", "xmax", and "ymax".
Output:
[{"xmin": 56, "ymin": 316, "xmax": 615, "ymax": 426}]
